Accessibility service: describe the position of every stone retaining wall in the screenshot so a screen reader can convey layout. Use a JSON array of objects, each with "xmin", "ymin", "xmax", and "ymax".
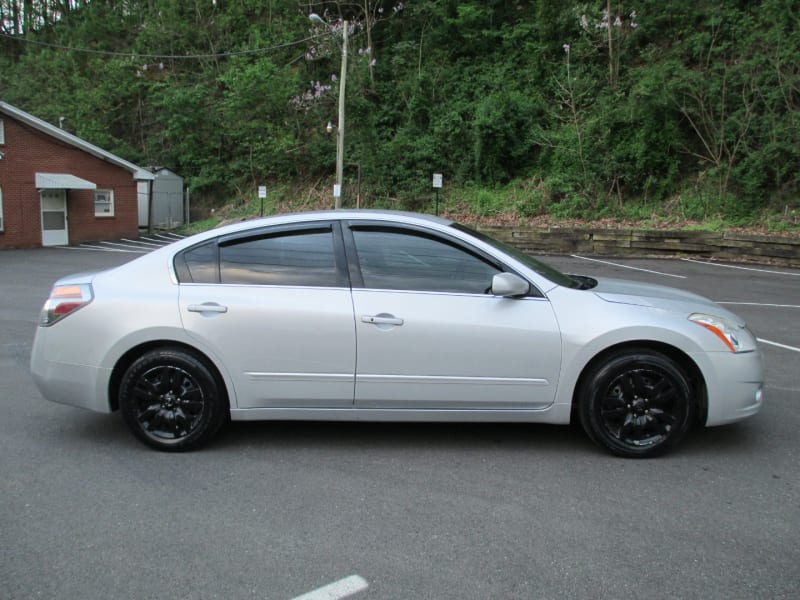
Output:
[{"xmin": 479, "ymin": 227, "xmax": 800, "ymax": 268}]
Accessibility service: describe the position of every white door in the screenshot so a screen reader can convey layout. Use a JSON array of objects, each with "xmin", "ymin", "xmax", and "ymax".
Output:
[
  {"xmin": 178, "ymin": 224, "xmax": 357, "ymax": 409},
  {"xmin": 40, "ymin": 190, "xmax": 68, "ymax": 246},
  {"xmin": 348, "ymin": 226, "xmax": 562, "ymax": 409},
  {"xmin": 137, "ymin": 181, "xmax": 149, "ymax": 227},
  {"xmin": 353, "ymin": 290, "xmax": 562, "ymax": 409}
]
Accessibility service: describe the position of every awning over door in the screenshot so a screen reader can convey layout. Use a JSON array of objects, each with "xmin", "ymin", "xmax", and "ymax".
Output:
[{"xmin": 35, "ymin": 173, "xmax": 97, "ymax": 190}]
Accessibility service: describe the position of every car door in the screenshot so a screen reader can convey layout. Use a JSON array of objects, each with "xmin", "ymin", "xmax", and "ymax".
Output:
[
  {"xmin": 345, "ymin": 223, "xmax": 562, "ymax": 410},
  {"xmin": 177, "ymin": 222, "xmax": 356, "ymax": 409}
]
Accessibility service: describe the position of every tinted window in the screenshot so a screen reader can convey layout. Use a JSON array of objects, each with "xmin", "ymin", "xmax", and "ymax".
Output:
[
  {"xmin": 219, "ymin": 229, "xmax": 339, "ymax": 286},
  {"xmin": 451, "ymin": 223, "xmax": 576, "ymax": 290},
  {"xmin": 352, "ymin": 229, "xmax": 500, "ymax": 293},
  {"xmin": 178, "ymin": 241, "xmax": 219, "ymax": 283}
]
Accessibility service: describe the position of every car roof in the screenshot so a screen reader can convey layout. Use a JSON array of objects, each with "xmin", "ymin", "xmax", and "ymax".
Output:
[{"xmin": 182, "ymin": 209, "xmax": 455, "ymax": 244}]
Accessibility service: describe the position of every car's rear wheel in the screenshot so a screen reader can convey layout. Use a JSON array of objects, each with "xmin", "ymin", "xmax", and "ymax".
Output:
[
  {"xmin": 579, "ymin": 350, "xmax": 694, "ymax": 458},
  {"xmin": 119, "ymin": 348, "xmax": 227, "ymax": 451}
]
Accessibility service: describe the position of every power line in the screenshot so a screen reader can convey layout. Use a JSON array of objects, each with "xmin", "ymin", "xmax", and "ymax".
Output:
[{"xmin": 0, "ymin": 30, "xmax": 326, "ymax": 59}]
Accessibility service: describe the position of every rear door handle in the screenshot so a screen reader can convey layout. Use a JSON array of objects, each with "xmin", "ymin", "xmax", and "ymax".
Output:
[
  {"xmin": 187, "ymin": 303, "xmax": 228, "ymax": 314},
  {"xmin": 361, "ymin": 314, "xmax": 404, "ymax": 326}
]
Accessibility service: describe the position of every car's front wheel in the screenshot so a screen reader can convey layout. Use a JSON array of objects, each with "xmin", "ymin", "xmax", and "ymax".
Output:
[
  {"xmin": 579, "ymin": 350, "xmax": 694, "ymax": 458},
  {"xmin": 119, "ymin": 348, "xmax": 228, "ymax": 451}
]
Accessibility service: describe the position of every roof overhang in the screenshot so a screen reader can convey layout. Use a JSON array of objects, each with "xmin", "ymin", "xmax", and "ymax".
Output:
[
  {"xmin": 1, "ymin": 101, "xmax": 154, "ymax": 181},
  {"xmin": 35, "ymin": 172, "xmax": 97, "ymax": 190}
]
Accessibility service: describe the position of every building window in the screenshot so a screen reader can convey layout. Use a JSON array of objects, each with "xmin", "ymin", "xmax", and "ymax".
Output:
[
  {"xmin": 0, "ymin": 187, "xmax": 4, "ymax": 231},
  {"xmin": 94, "ymin": 189, "xmax": 114, "ymax": 217},
  {"xmin": 0, "ymin": 119, "xmax": 4, "ymax": 144}
]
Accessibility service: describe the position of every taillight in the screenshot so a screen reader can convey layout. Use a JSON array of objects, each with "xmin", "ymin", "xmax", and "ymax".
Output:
[{"xmin": 39, "ymin": 284, "xmax": 94, "ymax": 326}]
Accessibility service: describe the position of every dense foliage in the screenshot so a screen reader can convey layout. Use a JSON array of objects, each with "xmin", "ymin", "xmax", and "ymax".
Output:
[{"xmin": 1, "ymin": 1, "xmax": 799, "ymax": 222}]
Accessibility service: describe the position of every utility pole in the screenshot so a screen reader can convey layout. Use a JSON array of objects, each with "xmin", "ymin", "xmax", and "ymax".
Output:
[
  {"xmin": 335, "ymin": 20, "xmax": 348, "ymax": 209},
  {"xmin": 311, "ymin": 14, "xmax": 348, "ymax": 209}
]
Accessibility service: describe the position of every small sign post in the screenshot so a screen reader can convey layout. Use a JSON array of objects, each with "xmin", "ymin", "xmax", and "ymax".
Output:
[
  {"xmin": 258, "ymin": 185, "xmax": 267, "ymax": 216},
  {"xmin": 432, "ymin": 173, "xmax": 443, "ymax": 215}
]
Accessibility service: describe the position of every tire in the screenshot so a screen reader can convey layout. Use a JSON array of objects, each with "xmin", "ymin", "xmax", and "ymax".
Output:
[
  {"xmin": 119, "ymin": 348, "xmax": 228, "ymax": 451},
  {"xmin": 579, "ymin": 350, "xmax": 694, "ymax": 458}
]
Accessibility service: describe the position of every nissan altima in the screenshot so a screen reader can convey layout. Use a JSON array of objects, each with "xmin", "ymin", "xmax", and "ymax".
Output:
[{"xmin": 30, "ymin": 210, "xmax": 764, "ymax": 457}]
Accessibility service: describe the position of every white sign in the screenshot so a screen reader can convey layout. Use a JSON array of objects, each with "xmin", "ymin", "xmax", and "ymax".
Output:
[
  {"xmin": 432, "ymin": 173, "xmax": 443, "ymax": 189},
  {"xmin": 258, "ymin": 185, "xmax": 267, "ymax": 198},
  {"xmin": 333, "ymin": 184, "xmax": 342, "ymax": 198}
]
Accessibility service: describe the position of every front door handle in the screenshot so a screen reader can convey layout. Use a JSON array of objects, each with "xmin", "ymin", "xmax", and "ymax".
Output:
[
  {"xmin": 187, "ymin": 303, "xmax": 228, "ymax": 314},
  {"xmin": 361, "ymin": 314, "xmax": 404, "ymax": 326}
]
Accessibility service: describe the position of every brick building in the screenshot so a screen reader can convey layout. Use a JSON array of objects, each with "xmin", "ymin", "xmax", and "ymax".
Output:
[{"xmin": 0, "ymin": 101, "xmax": 154, "ymax": 248}]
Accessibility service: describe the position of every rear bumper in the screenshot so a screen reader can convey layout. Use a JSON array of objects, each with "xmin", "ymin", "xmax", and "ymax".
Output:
[{"xmin": 30, "ymin": 336, "xmax": 112, "ymax": 413}]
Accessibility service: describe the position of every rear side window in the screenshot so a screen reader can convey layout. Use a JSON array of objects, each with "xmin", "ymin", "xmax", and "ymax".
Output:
[
  {"xmin": 175, "ymin": 241, "xmax": 219, "ymax": 283},
  {"xmin": 219, "ymin": 229, "xmax": 339, "ymax": 286},
  {"xmin": 175, "ymin": 227, "xmax": 343, "ymax": 287}
]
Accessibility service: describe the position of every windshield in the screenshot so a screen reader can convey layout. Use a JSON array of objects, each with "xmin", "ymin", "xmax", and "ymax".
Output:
[{"xmin": 451, "ymin": 223, "xmax": 582, "ymax": 289}]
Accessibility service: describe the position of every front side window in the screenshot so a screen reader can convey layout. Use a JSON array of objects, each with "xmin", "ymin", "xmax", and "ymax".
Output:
[
  {"xmin": 351, "ymin": 228, "xmax": 501, "ymax": 294},
  {"xmin": 0, "ymin": 187, "xmax": 4, "ymax": 231},
  {"xmin": 452, "ymin": 223, "xmax": 579, "ymax": 289},
  {"xmin": 0, "ymin": 119, "xmax": 5, "ymax": 145},
  {"xmin": 94, "ymin": 189, "xmax": 114, "ymax": 217}
]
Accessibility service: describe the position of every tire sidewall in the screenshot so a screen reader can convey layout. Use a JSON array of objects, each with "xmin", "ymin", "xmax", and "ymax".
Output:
[
  {"xmin": 119, "ymin": 348, "xmax": 226, "ymax": 451},
  {"xmin": 579, "ymin": 351, "xmax": 694, "ymax": 458}
]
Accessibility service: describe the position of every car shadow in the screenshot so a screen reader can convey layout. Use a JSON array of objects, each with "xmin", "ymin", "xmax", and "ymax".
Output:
[
  {"xmin": 214, "ymin": 419, "xmax": 595, "ymax": 456},
  {"xmin": 49, "ymin": 412, "xmax": 593, "ymax": 456},
  {"xmin": 58, "ymin": 412, "xmax": 763, "ymax": 460}
]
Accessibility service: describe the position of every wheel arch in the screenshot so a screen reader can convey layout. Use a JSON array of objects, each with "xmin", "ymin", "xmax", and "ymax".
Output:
[
  {"xmin": 108, "ymin": 341, "xmax": 231, "ymax": 412},
  {"xmin": 570, "ymin": 340, "xmax": 708, "ymax": 427}
]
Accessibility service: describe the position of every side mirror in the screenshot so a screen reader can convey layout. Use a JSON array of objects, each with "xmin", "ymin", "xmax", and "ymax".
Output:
[{"xmin": 491, "ymin": 272, "xmax": 530, "ymax": 297}]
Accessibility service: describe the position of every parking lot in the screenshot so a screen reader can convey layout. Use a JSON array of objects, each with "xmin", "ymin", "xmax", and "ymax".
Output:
[{"xmin": 1, "ymin": 243, "xmax": 798, "ymax": 599}]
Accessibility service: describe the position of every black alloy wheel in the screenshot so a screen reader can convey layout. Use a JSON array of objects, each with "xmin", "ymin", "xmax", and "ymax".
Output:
[
  {"xmin": 119, "ymin": 348, "xmax": 227, "ymax": 451},
  {"xmin": 579, "ymin": 350, "xmax": 694, "ymax": 458}
]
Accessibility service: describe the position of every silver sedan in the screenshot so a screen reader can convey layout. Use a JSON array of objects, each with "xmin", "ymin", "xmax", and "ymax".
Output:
[{"xmin": 30, "ymin": 210, "xmax": 764, "ymax": 457}]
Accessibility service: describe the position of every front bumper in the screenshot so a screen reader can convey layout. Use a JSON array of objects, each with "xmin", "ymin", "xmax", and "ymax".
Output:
[{"xmin": 697, "ymin": 348, "xmax": 764, "ymax": 427}]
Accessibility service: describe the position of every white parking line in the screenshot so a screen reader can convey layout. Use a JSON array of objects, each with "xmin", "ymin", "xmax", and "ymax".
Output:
[
  {"xmin": 681, "ymin": 258, "xmax": 800, "ymax": 276},
  {"xmin": 758, "ymin": 338, "xmax": 800, "ymax": 353},
  {"xmin": 121, "ymin": 237, "xmax": 162, "ymax": 247},
  {"xmin": 151, "ymin": 233, "xmax": 185, "ymax": 241},
  {"xmin": 570, "ymin": 255, "xmax": 686, "ymax": 278},
  {"xmin": 61, "ymin": 245, "xmax": 147, "ymax": 253},
  {"xmin": 57, "ymin": 238, "xmax": 171, "ymax": 253},
  {"xmin": 98, "ymin": 241, "xmax": 157, "ymax": 250},
  {"xmin": 290, "ymin": 575, "xmax": 368, "ymax": 600},
  {"xmin": 718, "ymin": 302, "xmax": 800, "ymax": 309}
]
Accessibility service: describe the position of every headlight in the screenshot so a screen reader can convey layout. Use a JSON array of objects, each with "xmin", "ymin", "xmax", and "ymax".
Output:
[{"xmin": 689, "ymin": 313, "xmax": 743, "ymax": 352}]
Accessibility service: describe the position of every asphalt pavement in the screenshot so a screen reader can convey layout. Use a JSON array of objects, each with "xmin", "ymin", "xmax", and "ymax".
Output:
[{"xmin": 1, "ymin": 245, "xmax": 798, "ymax": 599}]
